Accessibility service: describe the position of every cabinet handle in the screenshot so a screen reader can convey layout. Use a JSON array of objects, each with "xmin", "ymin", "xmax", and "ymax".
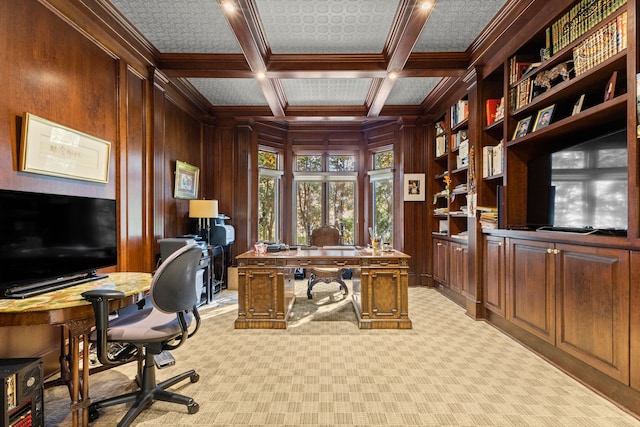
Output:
[
  {"xmin": 553, "ymin": 249, "xmax": 560, "ymax": 255},
  {"xmin": 547, "ymin": 248, "xmax": 553, "ymax": 254},
  {"xmin": 436, "ymin": 242, "xmax": 442, "ymax": 246},
  {"xmin": 498, "ymin": 242, "xmax": 502, "ymax": 246}
]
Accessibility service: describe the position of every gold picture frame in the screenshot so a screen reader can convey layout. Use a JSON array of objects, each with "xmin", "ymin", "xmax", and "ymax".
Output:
[
  {"xmin": 174, "ymin": 160, "xmax": 199, "ymax": 199},
  {"xmin": 20, "ymin": 113, "xmax": 111, "ymax": 183}
]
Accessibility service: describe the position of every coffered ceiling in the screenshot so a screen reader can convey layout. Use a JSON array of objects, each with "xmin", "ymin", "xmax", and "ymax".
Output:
[{"xmin": 106, "ymin": 0, "xmax": 510, "ymax": 121}]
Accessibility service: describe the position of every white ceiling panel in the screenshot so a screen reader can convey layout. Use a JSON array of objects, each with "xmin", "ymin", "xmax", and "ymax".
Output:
[
  {"xmin": 255, "ymin": 0, "xmax": 401, "ymax": 54},
  {"xmin": 281, "ymin": 78, "xmax": 372, "ymax": 106},
  {"xmin": 414, "ymin": 0, "xmax": 508, "ymax": 52},
  {"xmin": 386, "ymin": 77, "xmax": 442, "ymax": 105},
  {"xmin": 188, "ymin": 78, "xmax": 269, "ymax": 106},
  {"xmin": 110, "ymin": 0, "xmax": 241, "ymax": 53}
]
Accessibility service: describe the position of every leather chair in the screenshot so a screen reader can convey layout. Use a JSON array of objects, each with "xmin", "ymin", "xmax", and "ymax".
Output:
[
  {"xmin": 82, "ymin": 243, "xmax": 204, "ymax": 427},
  {"xmin": 306, "ymin": 224, "xmax": 348, "ymax": 299}
]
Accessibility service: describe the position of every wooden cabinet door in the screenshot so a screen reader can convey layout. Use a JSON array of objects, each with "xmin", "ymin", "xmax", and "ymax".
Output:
[
  {"xmin": 508, "ymin": 238, "xmax": 555, "ymax": 344},
  {"xmin": 448, "ymin": 242, "xmax": 467, "ymax": 293},
  {"xmin": 432, "ymin": 238, "xmax": 449, "ymax": 285},
  {"xmin": 483, "ymin": 235, "xmax": 505, "ymax": 317},
  {"xmin": 555, "ymin": 244, "xmax": 629, "ymax": 383}
]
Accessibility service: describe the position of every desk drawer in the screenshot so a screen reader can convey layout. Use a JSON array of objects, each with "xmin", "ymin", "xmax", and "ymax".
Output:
[
  {"xmin": 241, "ymin": 258, "xmax": 277, "ymax": 267},
  {"xmin": 287, "ymin": 258, "xmax": 354, "ymax": 268},
  {"xmin": 365, "ymin": 258, "xmax": 403, "ymax": 267}
]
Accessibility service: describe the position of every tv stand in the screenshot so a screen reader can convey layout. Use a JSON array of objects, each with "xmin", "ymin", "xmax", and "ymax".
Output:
[{"xmin": 3, "ymin": 271, "xmax": 108, "ymax": 299}]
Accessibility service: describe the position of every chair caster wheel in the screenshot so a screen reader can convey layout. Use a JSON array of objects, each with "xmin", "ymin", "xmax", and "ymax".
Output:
[
  {"xmin": 187, "ymin": 402, "xmax": 200, "ymax": 414},
  {"xmin": 190, "ymin": 372, "xmax": 200, "ymax": 383},
  {"xmin": 88, "ymin": 408, "xmax": 100, "ymax": 422}
]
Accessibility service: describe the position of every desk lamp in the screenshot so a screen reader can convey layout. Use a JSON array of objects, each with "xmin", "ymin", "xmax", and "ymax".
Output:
[{"xmin": 189, "ymin": 199, "xmax": 218, "ymax": 243}]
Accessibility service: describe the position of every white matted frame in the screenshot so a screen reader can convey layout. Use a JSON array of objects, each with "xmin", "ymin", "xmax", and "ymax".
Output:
[
  {"xmin": 20, "ymin": 113, "xmax": 111, "ymax": 183},
  {"xmin": 404, "ymin": 173, "xmax": 425, "ymax": 202}
]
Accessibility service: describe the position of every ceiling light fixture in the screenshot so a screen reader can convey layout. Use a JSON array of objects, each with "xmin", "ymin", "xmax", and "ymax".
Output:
[
  {"xmin": 388, "ymin": 71, "xmax": 398, "ymax": 80},
  {"xmin": 222, "ymin": 1, "xmax": 236, "ymax": 13},
  {"xmin": 421, "ymin": 1, "xmax": 433, "ymax": 10}
]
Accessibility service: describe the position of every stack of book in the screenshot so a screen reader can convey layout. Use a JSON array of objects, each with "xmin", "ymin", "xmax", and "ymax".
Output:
[{"xmin": 477, "ymin": 206, "xmax": 498, "ymax": 229}]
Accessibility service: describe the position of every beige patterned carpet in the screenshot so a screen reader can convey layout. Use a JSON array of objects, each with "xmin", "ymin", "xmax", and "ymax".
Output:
[{"xmin": 44, "ymin": 283, "xmax": 640, "ymax": 426}]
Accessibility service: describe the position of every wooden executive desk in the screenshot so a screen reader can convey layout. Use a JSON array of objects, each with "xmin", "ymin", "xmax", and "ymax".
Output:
[
  {"xmin": 0, "ymin": 272, "xmax": 152, "ymax": 427},
  {"xmin": 235, "ymin": 247, "xmax": 411, "ymax": 329}
]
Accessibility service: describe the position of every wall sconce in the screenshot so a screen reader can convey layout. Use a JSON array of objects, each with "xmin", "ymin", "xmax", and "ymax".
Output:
[{"xmin": 189, "ymin": 199, "xmax": 218, "ymax": 242}]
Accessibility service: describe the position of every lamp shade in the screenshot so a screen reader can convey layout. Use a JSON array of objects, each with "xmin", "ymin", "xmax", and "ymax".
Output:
[{"xmin": 189, "ymin": 199, "xmax": 218, "ymax": 218}]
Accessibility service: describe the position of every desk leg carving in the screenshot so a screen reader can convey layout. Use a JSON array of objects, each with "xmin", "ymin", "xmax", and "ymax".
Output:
[{"xmin": 61, "ymin": 319, "xmax": 94, "ymax": 427}]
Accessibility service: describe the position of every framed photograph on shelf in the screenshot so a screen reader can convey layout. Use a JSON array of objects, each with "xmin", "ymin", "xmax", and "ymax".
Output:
[
  {"xmin": 572, "ymin": 94, "xmax": 585, "ymax": 115},
  {"xmin": 604, "ymin": 71, "xmax": 617, "ymax": 101},
  {"xmin": 20, "ymin": 112, "xmax": 111, "ymax": 183},
  {"xmin": 404, "ymin": 173, "xmax": 425, "ymax": 202},
  {"xmin": 533, "ymin": 105, "xmax": 555, "ymax": 131},
  {"xmin": 512, "ymin": 116, "xmax": 532, "ymax": 140},
  {"xmin": 174, "ymin": 160, "xmax": 199, "ymax": 199}
]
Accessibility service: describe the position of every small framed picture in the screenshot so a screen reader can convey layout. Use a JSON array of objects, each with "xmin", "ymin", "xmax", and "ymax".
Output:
[
  {"xmin": 572, "ymin": 94, "xmax": 585, "ymax": 115},
  {"xmin": 404, "ymin": 173, "xmax": 425, "ymax": 202},
  {"xmin": 533, "ymin": 105, "xmax": 555, "ymax": 131},
  {"xmin": 512, "ymin": 116, "xmax": 532, "ymax": 140},
  {"xmin": 604, "ymin": 71, "xmax": 617, "ymax": 101},
  {"xmin": 174, "ymin": 160, "xmax": 200, "ymax": 199}
]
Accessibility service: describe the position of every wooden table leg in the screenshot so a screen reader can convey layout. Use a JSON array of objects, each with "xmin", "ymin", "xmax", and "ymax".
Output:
[{"xmin": 64, "ymin": 319, "xmax": 93, "ymax": 427}]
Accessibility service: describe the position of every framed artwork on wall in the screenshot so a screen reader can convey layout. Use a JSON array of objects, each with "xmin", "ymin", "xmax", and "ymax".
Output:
[
  {"xmin": 20, "ymin": 112, "xmax": 111, "ymax": 183},
  {"xmin": 404, "ymin": 173, "xmax": 425, "ymax": 202},
  {"xmin": 174, "ymin": 160, "xmax": 199, "ymax": 199}
]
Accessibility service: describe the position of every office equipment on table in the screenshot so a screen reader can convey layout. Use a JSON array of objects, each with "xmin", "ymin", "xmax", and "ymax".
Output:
[
  {"xmin": 82, "ymin": 244, "xmax": 203, "ymax": 427},
  {"xmin": 1, "ymin": 358, "xmax": 43, "ymax": 427}
]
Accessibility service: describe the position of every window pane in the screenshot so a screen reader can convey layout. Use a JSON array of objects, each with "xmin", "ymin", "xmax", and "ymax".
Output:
[
  {"xmin": 374, "ymin": 150, "xmax": 394, "ymax": 169},
  {"xmin": 258, "ymin": 151, "xmax": 278, "ymax": 169},
  {"xmin": 597, "ymin": 148, "xmax": 627, "ymax": 168},
  {"xmin": 373, "ymin": 178, "xmax": 393, "ymax": 245},
  {"xmin": 296, "ymin": 181, "xmax": 322, "ymax": 244},
  {"xmin": 328, "ymin": 155, "xmax": 355, "ymax": 172},
  {"xmin": 296, "ymin": 155, "xmax": 322, "ymax": 172},
  {"xmin": 258, "ymin": 175, "xmax": 278, "ymax": 241},
  {"xmin": 328, "ymin": 181, "xmax": 355, "ymax": 244},
  {"xmin": 552, "ymin": 151, "xmax": 586, "ymax": 169}
]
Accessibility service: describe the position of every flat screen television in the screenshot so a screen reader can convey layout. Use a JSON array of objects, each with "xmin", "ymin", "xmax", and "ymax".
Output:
[
  {"xmin": 0, "ymin": 189, "xmax": 117, "ymax": 297},
  {"xmin": 528, "ymin": 128, "xmax": 628, "ymax": 235}
]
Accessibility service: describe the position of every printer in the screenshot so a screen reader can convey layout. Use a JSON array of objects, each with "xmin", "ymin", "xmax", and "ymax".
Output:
[{"xmin": 209, "ymin": 215, "xmax": 235, "ymax": 246}]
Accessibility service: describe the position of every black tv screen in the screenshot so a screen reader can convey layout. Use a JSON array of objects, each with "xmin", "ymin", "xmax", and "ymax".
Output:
[
  {"xmin": 551, "ymin": 129, "xmax": 627, "ymax": 231},
  {"xmin": 0, "ymin": 189, "xmax": 117, "ymax": 290}
]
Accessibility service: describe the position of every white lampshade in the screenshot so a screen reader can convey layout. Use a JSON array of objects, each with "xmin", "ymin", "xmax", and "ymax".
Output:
[{"xmin": 189, "ymin": 199, "xmax": 218, "ymax": 218}]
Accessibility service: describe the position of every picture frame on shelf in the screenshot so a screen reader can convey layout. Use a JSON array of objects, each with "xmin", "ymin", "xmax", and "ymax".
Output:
[
  {"xmin": 512, "ymin": 116, "xmax": 532, "ymax": 140},
  {"xmin": 572, "ymin": 94, "xmax": 585, "ymax": 115},
  {"xmin": 533, "ymin": 105, "xmax": 555, "ymax": 131},
  {"xmin": 604, "ymin": 71, "xmax": 617, "ymax": 102},
  {"xmin": 174, "ymin": 160, "xmax": 199, "ymax": 199},
  {"xmin": 404, "ymin": 173, "xmax": 425, "ymax": 202}
]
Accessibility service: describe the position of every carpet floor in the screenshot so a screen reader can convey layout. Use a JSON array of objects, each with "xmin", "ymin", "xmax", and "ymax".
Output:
[{"xmin": 44, "ymin": 283, "xmax": 640, "ymax": 426}]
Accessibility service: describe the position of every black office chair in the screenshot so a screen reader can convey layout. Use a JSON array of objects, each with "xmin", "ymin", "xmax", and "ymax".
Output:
[{"xmin": 82, "ymin": 243, "xmax": 204, "ymax": 427}]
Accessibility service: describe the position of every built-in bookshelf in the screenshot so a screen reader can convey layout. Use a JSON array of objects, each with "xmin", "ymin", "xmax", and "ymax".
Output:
[{"xmin": 430, "ymin": 96, "xmax": 470, "ymax": 240}]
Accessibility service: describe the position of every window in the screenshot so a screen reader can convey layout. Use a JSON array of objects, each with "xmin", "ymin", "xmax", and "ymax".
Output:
[
  {"xmin": 369, "ymin": 149, "xmax": 394, "ymax": 245},
  {"xmin": 258, "ymin": 149, "xmax": 283, "ymax": 242},
  {"xmin": 294, "ymin": 153, "xmax": 356, "ymax": 245}
]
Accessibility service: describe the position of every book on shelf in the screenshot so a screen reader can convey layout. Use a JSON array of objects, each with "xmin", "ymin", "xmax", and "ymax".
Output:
[
  {"xmin": 482, "ymin": 140, "xmax": 504, "ymax": 178},
  {"xmin": 549, "ymin": 0, "xmax": 626, "ymax": 55},
  {"xmin": 435, "ymin": 120, "xmax": 447, "ymax": 135},
  {"xmin": 435, "ymin": 134, "xmax": 447, "ymax": 157},
  {"xmin": 573, "ymin": 11, "xmax": 627, "ymax": 76},
  {"xmin": 485, "ymin": 99, "xmax": 500, "ymax": 126},
  {"xmin": 456, "ymin": 140, "xmax": 469, "ymax": 168},
  {"xmin": 451, "ymin": 129, "xmax": 468, "ymax": 150},
  {"xmin": 476, "ymin": 206, "xmax": 498, "ymax": 229},
  {"xmin": 450, "ymin": 100, "xmax": 469, "ymax": 127}
]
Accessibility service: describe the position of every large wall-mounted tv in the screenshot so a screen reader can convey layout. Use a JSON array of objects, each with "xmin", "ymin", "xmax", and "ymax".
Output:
[
  {"xmin": 528, "ymin": 128, "xmax": 628, "ymax": 235},
  {"xmin": 0, "ymin": 189, "xmax": 117, "ymax": 296}
]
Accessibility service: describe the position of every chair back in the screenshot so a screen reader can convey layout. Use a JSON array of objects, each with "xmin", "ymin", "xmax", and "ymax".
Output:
[
  {"xmin": 150, "ymin": 243, "xmax": 203, "ymax": 314},
  {"xmin": 310, "ymin": 224, "xmax": 342, "ymax": 247}
]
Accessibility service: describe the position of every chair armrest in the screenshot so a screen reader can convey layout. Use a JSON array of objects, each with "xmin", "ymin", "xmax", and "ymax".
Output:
[{"xmin": 81, "ymin": 288, "xmax": 127, "ymax": 366}]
